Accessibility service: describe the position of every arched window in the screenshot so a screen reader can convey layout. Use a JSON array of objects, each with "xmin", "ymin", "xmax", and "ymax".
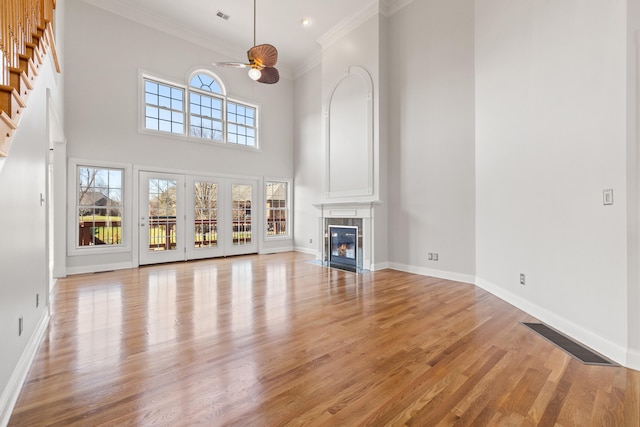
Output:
[
  {"xmin": 142, "ymin": 71, "xmax": 258, "ymax": 148},
  {"xmin": 189, "ymin": 73, "xmax": 223, "ymax": 94}
]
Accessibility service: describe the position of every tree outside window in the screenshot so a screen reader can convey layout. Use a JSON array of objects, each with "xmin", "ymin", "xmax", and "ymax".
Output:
[
  {"xmin": 77, "ymin": 167, "xmax": 123, "ymax": 246},
  {"xmin": 266, "ymin": 181, "xmax": 288, "ymax": 237}
]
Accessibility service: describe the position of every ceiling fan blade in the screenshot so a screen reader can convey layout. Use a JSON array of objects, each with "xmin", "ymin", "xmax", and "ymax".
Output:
[
  {"xmin": 247, "ymin": 44, "xmax": 278, "ymax": 67},
  {"xmin": 212, "ymin": 62, "xmax": 249, "ymax": 68},
  {"xmin": 258, "ymin": 67, "xmax": 279, "ymax": 84}
]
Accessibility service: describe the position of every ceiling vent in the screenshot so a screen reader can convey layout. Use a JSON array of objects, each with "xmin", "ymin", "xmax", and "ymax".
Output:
[{"xmin": 216, "ymin": 11, "xmax": 230, "ymax": 20}]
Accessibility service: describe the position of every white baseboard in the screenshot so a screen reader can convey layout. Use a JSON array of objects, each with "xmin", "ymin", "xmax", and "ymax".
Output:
[
  {"xmin": 0, "ymin": 309, "xmax": 50, "ymax": 427},
  {"xmin": 294, "ymin": 247, "xmax": 319, "ymax": 257},
  {"xmin": 65, "ymin": 261, "xmax": 133, "ymax": 276},
  {"xmin": 259, "ymin": 246, "xmax": 294, "ymax": 255},
  {"xmin": 371, "ymin": 261, "xmax": 391, "ymax": 271},
  {"xmin": 627, "ymin": 348, "xmax": 640, "ymax": 371},
  {"xmin": 475, "ymin": 277, "xmax": 628, "ymax": 367},
  {"xmin": 388, "ymin": 262, "xmax": 476, "ymax": 285}
]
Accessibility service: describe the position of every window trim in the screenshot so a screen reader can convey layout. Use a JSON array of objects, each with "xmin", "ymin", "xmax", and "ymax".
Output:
[
  {"xmin": 138, "ymin": 69, "xmax": 260, "ymax": 150},
  {"xmin": 264, "ymin": 178, "xmax": 292, "ymax": 240},
  {"xmin": 67, "ymin": 158, "xmax": 133, "ymax": 256}
]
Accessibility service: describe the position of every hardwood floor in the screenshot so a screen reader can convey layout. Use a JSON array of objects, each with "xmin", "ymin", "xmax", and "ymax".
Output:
[{"xmin": 9, "ymin": 252, "xmax": 640, "ymax": 426}]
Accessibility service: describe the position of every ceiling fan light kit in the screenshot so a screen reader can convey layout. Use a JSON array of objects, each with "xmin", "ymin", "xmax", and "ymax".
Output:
[
  {"xmin": 212, "ymin": 0, "xmax": 280, "ymax": 84},
  {"xmin": 248, "ymin": 68, "xmax": 262, "ymax": 80}
]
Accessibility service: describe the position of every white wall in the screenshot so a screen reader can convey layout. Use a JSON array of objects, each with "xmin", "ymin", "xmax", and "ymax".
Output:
[
  {"xmin": 475, "ymin": 0, "xmax": 629, "ymax": 364},
  {"xmin": 0, "ymin": 2, "xmax": 66, "ymax": 421},
  {"xmin": 293, "ymin": 64, "xmax": 323, "ymax": 254},
  {"xmin": 387, "ymin": 0, "xmax": 476, "ymax": 280},
  {"xmin": 628, "ymin": 0, "xmax": 640, "ymax": 369},
  {"xmin": 64, "ymin": 1, "xmax": 294, "ymax": 271}
]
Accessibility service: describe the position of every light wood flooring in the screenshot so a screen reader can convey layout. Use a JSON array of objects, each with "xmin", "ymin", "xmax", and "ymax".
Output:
[{"xmin": 9, "ymin": 252, "xmax": 640, "ymax": 426}]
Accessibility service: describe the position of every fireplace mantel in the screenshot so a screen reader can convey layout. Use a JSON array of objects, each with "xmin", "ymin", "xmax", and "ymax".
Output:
[
  {"xmin": 313, "ymin": 201, "xmax": 382, "ymax": 219},
  {"xmin": 313, "ymin": 201, "xmax": 382, "ymax": 271}
]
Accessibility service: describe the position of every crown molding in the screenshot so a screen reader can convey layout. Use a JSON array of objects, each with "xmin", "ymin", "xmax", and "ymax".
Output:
[
  {"xmin": 316, "ymin": 0, "xmax": 380, "ymax": 51},
  {"xmin": 381, "ymin": 0, "xmax": 415, "ymax": 17},
  {"xmin": 315, "ymin": 0, "xmax": 415, "ymax": 52},
  {"xmin": 294, "ymin": 52, "xmax": 322, "ymax": 80}
]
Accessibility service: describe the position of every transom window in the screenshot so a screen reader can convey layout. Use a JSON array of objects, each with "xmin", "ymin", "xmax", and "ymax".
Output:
[{"xmin": 142, "ymin": 72, "xmax": 258, "ymax": 148}]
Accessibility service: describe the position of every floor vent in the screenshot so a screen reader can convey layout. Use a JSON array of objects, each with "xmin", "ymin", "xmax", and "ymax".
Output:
[{"xmin": 521, "ymin": 322, "xmax": 617, "ymax": 366}]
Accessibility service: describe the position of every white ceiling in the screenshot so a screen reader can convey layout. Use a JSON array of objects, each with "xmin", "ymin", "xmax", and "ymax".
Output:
[{"xmin": 81, "ymin": 0, "xmax": 399, "ymax": 78}]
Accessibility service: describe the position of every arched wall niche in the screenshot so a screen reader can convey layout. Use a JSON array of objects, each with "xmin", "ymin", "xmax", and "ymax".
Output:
[{"xmin": 325, "ymin": 66, "xmax": 374, "ymax": 198}]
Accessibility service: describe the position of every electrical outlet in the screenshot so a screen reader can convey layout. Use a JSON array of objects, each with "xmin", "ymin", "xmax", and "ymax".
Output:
[
  {"xmin": 428, "ymin": 253, "xmax": 433, "ymax": 260},
  {"xmin": 433, "ymin": 253, "xmax": 439, "ymax": 261},
  {"xmin": 520, "ymin": 273, "xmax": 526, "ymax": 285},
  {"xmin": 18, "ymin": 316, "xmax": 23, "ymax": 336},
  {"xmin": 309, "ymin": 238, "xmax": 313, "ymax": 244}
]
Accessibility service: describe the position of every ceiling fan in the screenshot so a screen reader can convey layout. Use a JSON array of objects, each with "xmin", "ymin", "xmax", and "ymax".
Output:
[{"xmin": 212, "ymin": 0, "xmax": 280, "ymax": 84}]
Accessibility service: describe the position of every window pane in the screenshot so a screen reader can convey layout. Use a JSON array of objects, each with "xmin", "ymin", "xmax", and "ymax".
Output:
[
  {"xmin": 146, "ymin": 93, "xmax": 158, "ymax": 105},
  {"xmin": 159, "ymin": 96, "xmax": 171, "ymax": 108},
  {"xmin": 146, "ymin": 118, "xmax": 159, "ymax": 130},
  {"xmin": 159, "ymin": 120, "xmax": 171, "ymax": 132},
  {"xmin": 171, "ymin": 87, "xmax": 183, "ymax": 100},
  {"xmin": 144, "ymin": 79, "xmax": 185, "ymax": 135},
  {"xmin": 266, "ymin": 181, "xmax": 288, "ymax": 237},
  {"xmin": 77, "ymin": 167, "xmax": 124, "ymax": 247},
  {"xmin": 159, "ymin": 85, "xmax": 170, "ymax": 97},
  {"xmin": 145, "ymin": 81, "xmax": 158, "ymax": 94},
  {"xmin": 146, "ymin": 106, "xmax": 159, "ymax": 119},
  {"xmin": 159, "ymin": 109, "xmax": 171, "ymax": 121}
]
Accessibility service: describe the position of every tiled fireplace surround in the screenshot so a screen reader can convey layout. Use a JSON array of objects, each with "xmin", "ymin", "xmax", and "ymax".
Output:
[{"xmin": 314, "ymin": 202, "xmax": 379, "ymax": 271}]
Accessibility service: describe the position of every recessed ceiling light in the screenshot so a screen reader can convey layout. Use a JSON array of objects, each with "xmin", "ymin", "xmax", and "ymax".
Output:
[{"xmin": 301, "ymin": 18, "xmax": 311, "ymax": 27}]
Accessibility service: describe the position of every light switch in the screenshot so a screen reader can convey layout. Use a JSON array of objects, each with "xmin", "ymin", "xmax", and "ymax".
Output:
[{"xmin": 603, "ymin": 189, "xmax": 613, "ymax": 205}]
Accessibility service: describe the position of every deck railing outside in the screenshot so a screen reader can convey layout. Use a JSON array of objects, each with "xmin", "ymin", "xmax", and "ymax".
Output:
[{"xmin": 78, "ymin": 217, "xmax": 259, "ymax": 249}]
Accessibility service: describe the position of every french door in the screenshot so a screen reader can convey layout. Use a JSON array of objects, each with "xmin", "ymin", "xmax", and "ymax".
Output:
[{"xmin": 139, "ymin": 171, "xmax": 257, "ymax": 265}]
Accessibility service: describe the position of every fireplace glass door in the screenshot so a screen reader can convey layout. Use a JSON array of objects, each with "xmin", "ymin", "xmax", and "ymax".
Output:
[{"xmin": 329, "ymin": 225, "xmax": 358, "ymax": 272}]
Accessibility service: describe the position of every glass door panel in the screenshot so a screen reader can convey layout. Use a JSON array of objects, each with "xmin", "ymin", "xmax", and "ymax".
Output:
[
  {"xmin": 226, "ymin": 181, "xmax": 257, "ymax": 256},
  {"xmin": 232, "ymin": 184, "xmax": 252, "ymax": 246},
  {"xmin": 186, "ymin": 178, "xmax": 225, "ymax": 260},
  {"xmin": 139, "ymin": 172, "xmax": 185, "ymax": 265}
]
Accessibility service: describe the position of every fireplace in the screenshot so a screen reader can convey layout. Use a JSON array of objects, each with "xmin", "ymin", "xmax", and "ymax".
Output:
[
  {"xmin": 314, "ymin": 201, "xmax": 380, "ymax": 272},
  {"xmin": 329, "ymin": 225, "xmax": 358, "ymax": 272}
]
